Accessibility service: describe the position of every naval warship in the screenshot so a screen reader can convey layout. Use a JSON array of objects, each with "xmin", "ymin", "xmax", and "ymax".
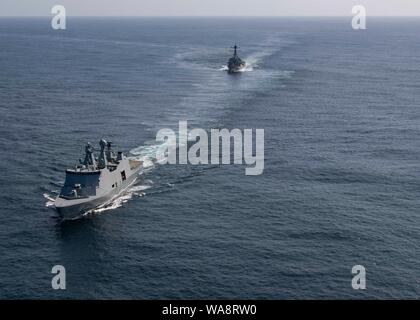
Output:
[
  {"xmin": 54, "ymin": 139, "xmax": 142, "ymax": 219},
  {"xmin": 227, "ymin": 44, "xmax": 246, "ymax": 73}
]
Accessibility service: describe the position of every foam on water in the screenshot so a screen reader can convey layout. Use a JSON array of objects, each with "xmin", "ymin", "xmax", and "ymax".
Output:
[
  {"xmin": 87, "ymin": 184, "xmax": 151, "ymax": 215},
  {"xmin": 129, "ymin": 143, "xmax": 164, "ymax": 169},
  {"xmin": 43, "ymin": 193, "xmax": 56, "ymax": 207},
  {"xmin": 220, "ymin": 61, "xmax": 254, "ymax": 72},
  {"xmin": 129, "ymin": 130, "xmax": 188, "ymax": 166}
]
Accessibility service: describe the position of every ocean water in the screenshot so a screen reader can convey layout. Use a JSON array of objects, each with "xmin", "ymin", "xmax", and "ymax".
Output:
[{"xmin": 0, "ymin": 17, "xmax": 419, "ymax": 299}]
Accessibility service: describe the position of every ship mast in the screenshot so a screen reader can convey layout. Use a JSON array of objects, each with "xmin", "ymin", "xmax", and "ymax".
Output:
[{"xmin": 83, "ymin": 142, "xmax": 96, "ymax": 168}]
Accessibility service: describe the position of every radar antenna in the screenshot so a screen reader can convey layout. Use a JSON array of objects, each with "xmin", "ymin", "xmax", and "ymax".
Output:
[{"xmin": 231, "ymin": 44, "xmax": 240, "ymax": 56}]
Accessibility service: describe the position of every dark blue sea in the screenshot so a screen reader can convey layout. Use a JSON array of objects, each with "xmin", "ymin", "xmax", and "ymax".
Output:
[{"xmin": 0, "ymin": 17, "xmax": 419, "ymax": 299}]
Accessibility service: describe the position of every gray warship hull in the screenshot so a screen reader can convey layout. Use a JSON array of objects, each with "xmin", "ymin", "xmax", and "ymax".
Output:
[
  {"xmin": 54, "ymin": 140, "xmax": 142, "ymax": 220},
  {"xmin": 55, "ymin": 171, "xmax": 138, "ymax": 220}
]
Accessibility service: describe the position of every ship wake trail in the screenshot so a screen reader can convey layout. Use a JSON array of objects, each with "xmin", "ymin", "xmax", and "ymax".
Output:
[
  {"xmin": 88, "ymin": 184, "xmax": 151, "ymax": 215},
  {"xmin": 129, "ymin": 132, "xmax": 185, "ymax": 168}
]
